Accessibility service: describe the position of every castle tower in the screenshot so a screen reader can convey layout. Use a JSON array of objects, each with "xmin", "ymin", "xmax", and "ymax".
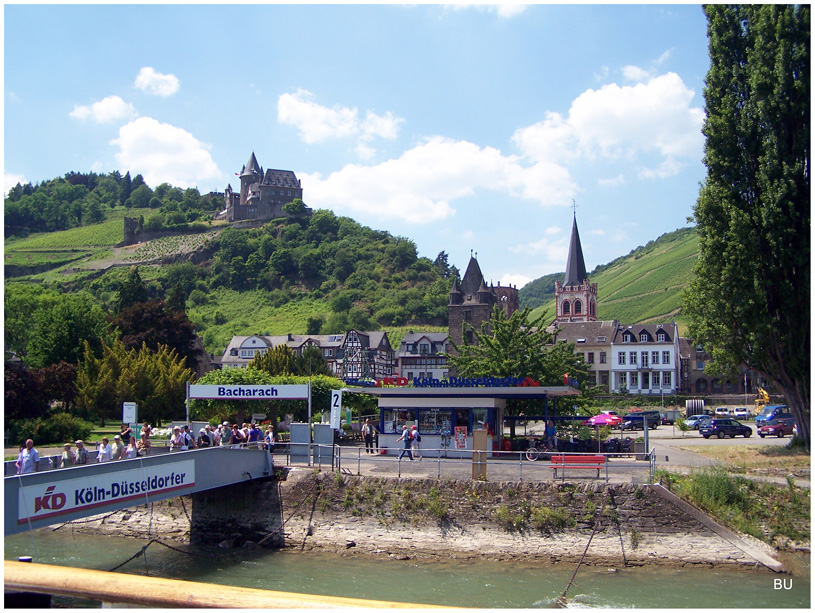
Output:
[
  {"xmin": 239, "ymin": 152, "xmax": 263, "ymax": 205},
  {"xmin": 448, "ymin": 254, "xmax": 519, "ymax": 348},
  {"xmin": 554, "ymin": 215, "xmax": 598, "ymax": 323}
]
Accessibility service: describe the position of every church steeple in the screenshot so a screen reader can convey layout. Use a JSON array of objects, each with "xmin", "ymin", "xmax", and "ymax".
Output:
[
  {"xmin": 554, "ymin": 214, "xmax": 597, "ymax": 323},
  {"xmin": 564, "ymin": 214, "xmax": 588, "ymax": 286}
]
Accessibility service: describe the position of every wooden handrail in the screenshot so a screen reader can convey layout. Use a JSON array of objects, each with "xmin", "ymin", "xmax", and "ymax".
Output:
[{"xmin": 5, "ymin": 560, "xmax": 452, "ymax": 608}]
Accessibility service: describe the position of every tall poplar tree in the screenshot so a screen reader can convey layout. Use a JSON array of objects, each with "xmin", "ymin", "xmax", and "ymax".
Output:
[{"xmin": 685, "ymin": 5, "xmax": 809, "ymax": 449}]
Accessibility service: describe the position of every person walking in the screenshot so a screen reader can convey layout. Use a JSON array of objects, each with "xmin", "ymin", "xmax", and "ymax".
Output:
[
  {"xmin": 362, "ymin": 419, "xmax": 377, "ymax": 454},
  {"xmin": 97, "ymin": 437, "xmax": 112, "ymax": 463},
  {"xmin": 264, "ymin": 427, "xmax": 276, "ymax": 454},
  {"xmin": 18, "ymin": 439, "xmax": 40, "ymax": 474},
  {"xmin": 397, "ymin": 425, "xmax": 413, "ymax": 461},
  {"xmin": 410, "ymin": 424, "xmax": 422, "ymax": 460},
  {"xmin": 74, "ymin": 440, "xmax": 88, "ymax": 465}
]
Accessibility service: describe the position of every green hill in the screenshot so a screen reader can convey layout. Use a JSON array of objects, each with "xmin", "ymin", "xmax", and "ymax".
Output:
[
  {"xmin": 524, "ymin": 227, "xmax": 698, "ymax": 330},
  {"xmin": 5, "ymin": 169, "xmax": 699, "ymax": 354}
]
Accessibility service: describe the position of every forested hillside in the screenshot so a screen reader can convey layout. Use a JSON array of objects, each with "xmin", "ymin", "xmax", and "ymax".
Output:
[
  {"xmin": 5, "ymin": 171, "xmax": 698, "ymax": 356},
  {"xmin": 4, "ymin": 171, "xmax": 221, "ymax": 237},
  {"xmin": 5, "ymin": 172, "xmax": 457, "ymax": 355}
]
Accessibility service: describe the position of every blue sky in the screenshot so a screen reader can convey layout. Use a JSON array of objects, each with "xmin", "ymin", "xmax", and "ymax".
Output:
[{"xmin": 4, "ymin": 3, "xmax": 711, "ymax": 288}]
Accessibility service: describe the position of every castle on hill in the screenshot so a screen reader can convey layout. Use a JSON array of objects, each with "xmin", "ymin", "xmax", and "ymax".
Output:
[{"xmin": 223, "ymin": 152, "xmax": 311, "ymax": 223}]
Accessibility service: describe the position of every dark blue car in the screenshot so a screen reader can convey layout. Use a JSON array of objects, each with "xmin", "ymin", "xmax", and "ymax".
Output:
[{"xmin": 700, "ymin": 418, "xmax": 752, "ymax": 439}]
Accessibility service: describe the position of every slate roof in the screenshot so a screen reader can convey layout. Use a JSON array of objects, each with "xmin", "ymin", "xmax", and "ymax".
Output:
[{"xmin": 564, "ymin": 215, "xmax": 588, "ymax": 286}]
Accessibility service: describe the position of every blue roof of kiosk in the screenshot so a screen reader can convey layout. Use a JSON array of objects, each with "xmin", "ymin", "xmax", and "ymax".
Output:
[{"xmin": 342, "ymin": 386, "xmax": 579, "ymax": 399}]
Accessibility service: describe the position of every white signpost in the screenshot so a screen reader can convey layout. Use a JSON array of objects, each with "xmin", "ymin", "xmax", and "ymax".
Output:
[
  {"xmin": 122, "ymin": 402, "xmax": 138, "ymax": 424},
  {"xmin": 329, "ymin": 390, "xmax": 342, "ymax": 429},
  {"xmin": 188, "ymin": 384, "xmax": 309, "ymax": 400}
]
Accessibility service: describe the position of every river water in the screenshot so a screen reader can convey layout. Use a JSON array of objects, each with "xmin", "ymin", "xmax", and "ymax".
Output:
[{"xmin": 5, "ymin": 530, "xmax": 810, "ymax": 608}]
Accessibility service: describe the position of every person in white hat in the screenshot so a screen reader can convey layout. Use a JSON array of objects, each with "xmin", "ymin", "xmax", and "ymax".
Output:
[{"xmin": 111, "ymin": 435, "xmax": 125, "ymax": 460}]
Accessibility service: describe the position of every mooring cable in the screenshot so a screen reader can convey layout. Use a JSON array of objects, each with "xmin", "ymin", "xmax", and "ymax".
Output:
[{"xmin": 556, "ymin": 492, "xmax": 610, "ymax": 607}]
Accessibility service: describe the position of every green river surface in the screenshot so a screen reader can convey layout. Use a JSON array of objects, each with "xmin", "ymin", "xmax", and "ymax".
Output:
[{"xmin": 5, "ymin": 530, "xmax": 810, "ymax": 609}]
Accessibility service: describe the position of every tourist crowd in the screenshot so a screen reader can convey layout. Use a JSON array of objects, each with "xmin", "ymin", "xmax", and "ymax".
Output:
[{"xmin": 15, "ymin": 421, "xmax": 279, "ymax": 473}]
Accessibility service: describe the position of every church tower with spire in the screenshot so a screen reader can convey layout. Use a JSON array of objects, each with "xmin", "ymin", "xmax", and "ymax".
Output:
[{"xmin": 554, "ymin": 215, "xmax": 597, "ymax": 323}]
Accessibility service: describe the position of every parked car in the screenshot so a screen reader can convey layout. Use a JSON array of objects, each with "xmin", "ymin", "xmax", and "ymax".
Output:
[
  {"xmin": 685, "ymin": 414, "xmax": 713, "ymax": 430},
  {"xmin": 661, "ymin": 409, "xmax": 683, "ymax": 425},
  {"xmin": 714, "ymin": 407, "xmax": 730, "ymax": 416},
  {"xmin": 755, "ymin": 405, "xmax": 793, "ymax": 426},
  {"xmin": 583, "ymin": 413, "xmax": 622, "ymax": 427},
  {"xmin": 620, "ymin": 411, "xmax": 661, "ymax": 430},
  {"xmin": 700, "ymin": 418, "xmax": 752, "ymax": 439},
  {"xmin": 758, "ymin": 418, "xmax": 796, "ymax": 438},
  {"xmin": 733, "ymin": 407, "xmax": 750, "ymax": 419}
]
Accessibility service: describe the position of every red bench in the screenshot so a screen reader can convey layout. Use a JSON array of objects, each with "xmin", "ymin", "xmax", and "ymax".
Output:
[{"xmin": 551, "ymin": 454, "xmax": 606, "ymax": 479}]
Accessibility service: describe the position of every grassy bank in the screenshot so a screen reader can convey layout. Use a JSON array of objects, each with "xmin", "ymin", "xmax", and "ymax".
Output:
[
  {"xmin": 678, "ymin": 441, "xmax": 810, "ymax": 476},
  {"xmin": 655, "ymin": 467, "xmax": 810, "ymax": 549}
]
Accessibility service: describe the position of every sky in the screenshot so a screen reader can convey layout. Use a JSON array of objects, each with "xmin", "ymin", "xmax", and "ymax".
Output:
[{"xmin": 4, "ymin": 3, "xmax": 711, "ymax": 288}]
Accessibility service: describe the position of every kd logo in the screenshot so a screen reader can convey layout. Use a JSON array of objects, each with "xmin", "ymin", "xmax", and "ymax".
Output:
[{"xmin": 34, "ymin": 485, "xmax": 67, "ymax": 513}]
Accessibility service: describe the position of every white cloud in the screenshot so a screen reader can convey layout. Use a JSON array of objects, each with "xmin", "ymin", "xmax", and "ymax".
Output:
[
  {"xmin": 111, "ymin": 117, "xmax": 220, "ymax": 188},
  {"xmin": 622, "ymin": 65, "xmax": 651, "ymax": 82},
  {"xmin": 134, "ymin": 67, "xmax": 180, "ymax": 97},
  {"xmin": 513, "ymin": 71, "xmax": 703, "ymax": 178},
  {"xmin": 278, "ymin": 89, "xmax": 358, "ymax": 144},
  {"xmin": 4, "ymin": 173, "xmax": 26, "ymax": 194},
  {"xmin": 598, "ymin": 174, "xmax": 626, "ymax": 187},
  {"xmin": 301, "ymin": 136, "xmax": 577, "ymax": 224},
  {"xmin": 277, "ymin": 90, "xmax": 404, "ymax": 159},
  {"xmin": 500, "ymin": 273, "xmax": 532, "ymax": 289},
  {"xmin": 638, "ymin": 156, "xmax": 684, "ymax": 180},
  {"xmin": 361, "ymin": 110, "xmax": 403, "ymax": 140},
  {"xmin": 447, "ymin": 4, "xmax": 528, "ymax": 18},
  {"xmin": 69, "ymin": 95, "xmax": 136, "ymax": 123}
]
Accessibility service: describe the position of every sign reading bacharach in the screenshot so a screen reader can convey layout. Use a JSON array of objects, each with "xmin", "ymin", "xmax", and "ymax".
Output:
[
  {"xmin": 17, "ymin": 460, "xmax": 195, "ymax": 524},
  {"xmin": 189, "ymin": 384, "xmax": 309, "ymax": 400}
]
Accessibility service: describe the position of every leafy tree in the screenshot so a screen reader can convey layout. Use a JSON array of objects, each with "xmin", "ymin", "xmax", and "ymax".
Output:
[
  {"xmin": 109, "ymin": 299, "xmax": 201, "ymax": 368},
  {"xmin": 34, "ymin": 361, "xmax": 78, "ymax": 411},
  {"xmin": 26, "ymin": 294, "xmax": 109, "ymax": 369},
  {"xmin": 250, "ymin": 345, "xmax": 298, "ymax": 376},
  {"xmin": 447, "ymin": 306, "xmax": 592, "ymax": 433},
  {"xmin": 75, "ymin": 338, "xmax": 195, "ymax": 425},
  {"xmin": 283, "ymin": 198, "xmax": 309, "ymax": 223},
  {"xmin": 306, "ymin": 316, "xmax": 324, "ymax": 335},
  {"xmin": 116, "ymin": 266, "xmax": 149, "ymax": 312},
  {"xmin": 5, "ymin": 363, "xmax": 49, "ymax": 422},
  {"xmin": 685, "ymin": 5, "xmax": 810, "ymax": 449},
  {"xmin": 449, "ymin": 306, "xmax": 572, "ymax": 383},
  {"xmin": 167, "ymin": 282, "xmax": 187, "ymax": 312},
  {"xmin": 294, "ymin": 345, "xmax": 333, "ymax": 377},
  {"xmin": 4, "ymin": 284, "xmax": 62, "ymax": 359}
]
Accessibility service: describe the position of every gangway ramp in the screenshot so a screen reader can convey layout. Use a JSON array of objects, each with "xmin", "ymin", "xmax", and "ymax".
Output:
[{"xmin": 5, "ymin": 446, "xmax": 273, "ymax": 536}]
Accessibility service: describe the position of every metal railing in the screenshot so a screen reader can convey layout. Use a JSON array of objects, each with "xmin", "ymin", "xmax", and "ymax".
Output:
[
  {"xmin": 7, "ymin": 441, "xmax": 656, "ymax": 483},
  {"xmin": 276, "ymin": 442, "xmax": 657, "ymax": 483}
]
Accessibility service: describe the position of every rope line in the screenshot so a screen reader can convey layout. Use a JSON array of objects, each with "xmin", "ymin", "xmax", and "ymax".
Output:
[
  {"xmin": 258, "ymin": 477, "xmax": 321, "ymax": 545},
  {"xmin": 556, "ymin": 492, "xmax": 610, "ymax": 607}
]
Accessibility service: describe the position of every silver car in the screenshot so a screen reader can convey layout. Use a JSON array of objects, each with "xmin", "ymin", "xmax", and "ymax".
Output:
[{"xmin": 685, "ymin": 414, "xmax": 713, "ymax": 430}]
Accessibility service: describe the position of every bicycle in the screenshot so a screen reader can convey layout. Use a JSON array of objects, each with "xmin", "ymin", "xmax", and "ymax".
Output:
[{"xmin": 524, "ymin": 438, "xmax": 556, "ymax": 461}]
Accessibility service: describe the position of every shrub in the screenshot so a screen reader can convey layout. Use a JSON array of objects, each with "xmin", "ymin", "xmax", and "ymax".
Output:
[
  {"xmin": 530, "ymin": 505, "xmax": 574, "ymax": 530},
  {"xmin": 8, "ymin": 413, "xmax": 94, "ymax": 446}
]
